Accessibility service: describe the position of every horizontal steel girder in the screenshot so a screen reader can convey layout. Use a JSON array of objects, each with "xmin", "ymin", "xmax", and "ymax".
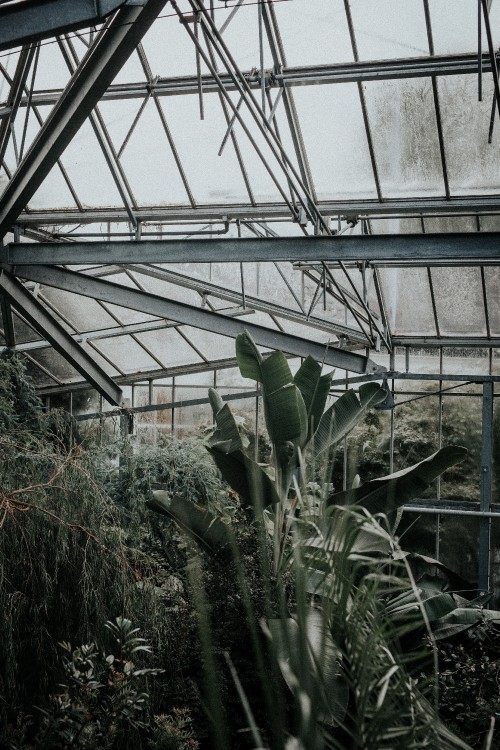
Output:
[
  {"xmin": 4, "ymin": 233, "xmax": 500, "ymax": 265},
  {"xmin": 13, "ymin": 196, "xmax": 500, "ymax": 226},
  {"xmin": 0, "ymin": 269, "xmax": 122, "ymax": 404},
  {"xmin": 0, "ymin": 0, "xmax": 141, "ymax": 52},
  {"xmin": 11, "ymin": 264, "xmax": 385, "ymax": 375},
  {"xmin": 0, "ymin": 0, "xmax": 166, "ymax": 242},
  {"xmin": 0, "ymin": 53, "xmax": 491, "ymax": 113}
]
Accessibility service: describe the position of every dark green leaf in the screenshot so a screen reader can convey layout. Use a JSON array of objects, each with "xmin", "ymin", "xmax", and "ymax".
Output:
[
  {"xmin": 294, "ymin": 356, "xmax": 333, "ymax": 442},
  {"xmin": 328, "ymin": 446, "xmax": 467, "ymax": 514},
  {"xmin": 208, "ymin": 386, "xmax": 224, "ymax": 417},
  {"xmin": 208, "ymin": 402, "xmax": 243, "ymax": 453},
  {"xmin": 236, "ymin": 330, "xmax": 263, "ymax": 381},
  {"xmin": 147, "ymin": 490, "xmax": 232, "ymax": 555},
  {"xmin": 267, "ymin": 610, "xmax": 348, "ymax": 727},
  {"xmin": 206, "ymin": 446, "xmax": 281, "ymax": 509},
  {"xmin": 315, "ymin": 383, "xmax": 386, "ymax": 456}
]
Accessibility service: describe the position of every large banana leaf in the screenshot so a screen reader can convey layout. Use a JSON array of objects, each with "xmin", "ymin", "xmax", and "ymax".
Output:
[
  {"xmin": 327, "ymin": 446, "xmax": 467, "ymax": 514},
  {"xmin": 207, "ymin": 389, "xmax": 244, "ymax": 453},
  {"xmin": 206, "ymin": 446, "xmax": 281, "ymax": 509},
  {"xmin": 293, "ymin": 356, "xmax": 333, "ymax": 442},
  {"xmin": 147, "ymin": 490, "xmax": 232, "ymax": 555},
  {"xmin": 236, "ymin": 330, "xmax": 263, "ymax": 381},
  {"xmin": 315, "ymin": 382, "xmax": 386, "ymax": 456},
  {"xmin": 267, "ymin": 609, "xmax": 348, "ymax": 728},
  {"xmin": 432, "ymin": 606, "xmax": 500, "ymax": 639}
]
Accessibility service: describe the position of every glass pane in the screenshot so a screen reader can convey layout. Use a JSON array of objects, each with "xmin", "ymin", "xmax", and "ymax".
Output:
[
  {"xmin": 293, "ymin": 84, "xmax": 378, "ymax": 200},
  {"xmin": 440, "ymin": 393, "xmax": 482, "ymax": 503},
  {"xmin": 438, "ymin": 75, "xmax": 500, "ymax": 196},
  {"xmin": 439, "ymin": 514, "xmax": 479, "ymax": 589},
  {"xmin": 350, "ymin": 0, "xmax": 429, "ymax": 60},
  {"xmin": 431, "ymin": 267, "xmax": 487, "ymax": 336},
  {"xmin": 274, "ymin": 0, "xmax": 354, "ymax": 66},
  {"xmin": 363, "ymin": 77, "xmax": 445, "ymax": 197},
  {"xmin": 379, "ymin": 268, "xmax": 436, "ymax": 335}
]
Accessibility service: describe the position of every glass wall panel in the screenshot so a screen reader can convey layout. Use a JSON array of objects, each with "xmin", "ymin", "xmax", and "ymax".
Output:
[
  {"xmin": 439, "ymin": 515, "xmax": 479, "ymax": 591},
  {"xmin": 440, "ymin": 393, "xmax": 482, "ymax": 503}
]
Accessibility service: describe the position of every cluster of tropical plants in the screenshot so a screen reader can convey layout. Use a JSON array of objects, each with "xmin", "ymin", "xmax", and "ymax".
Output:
[
  {"xmin": 2, "ymin": 339, "xmax": 500, "ymax": 749},
  {"xmin": 148, "ymin": 331, "xmax": 500, "ymax": 749}
]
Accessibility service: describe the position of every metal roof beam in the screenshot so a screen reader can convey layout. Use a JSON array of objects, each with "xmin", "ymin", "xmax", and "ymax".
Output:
[
  {"xmin": 0, "ymin": 0, "xmax": 166, "ymax": 241},
  {"xmin": 1, "ymin": 53, "xmax": 492, "ymax": 112},
  {"xmin": 0, "ymin": 0, "xmax": 141, "ymax": 52},
  {"xmin": 5, "ymin": 233, "xmax": 500, "ymax": 265},
  {"xmin": 13, "ymin": 196, "xmax": 500, "ymax": 225},
  {"xmin": 10, "ymin": 264, "xmax": 385, "ymax": 375},
  {"xmin": 0, "ymin": 269, "xmax": 123, "ymax": 404}
]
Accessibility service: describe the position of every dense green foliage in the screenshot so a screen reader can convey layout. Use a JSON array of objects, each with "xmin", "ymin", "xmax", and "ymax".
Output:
[{"xmin": 2, "ymin": 349, "xmax": 500, "ymax": 749}]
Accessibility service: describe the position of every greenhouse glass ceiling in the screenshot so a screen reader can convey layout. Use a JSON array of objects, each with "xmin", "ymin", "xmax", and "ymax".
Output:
[{"xmin": 0, "ymin": 0, "xmax": 500, "ymax": 401}]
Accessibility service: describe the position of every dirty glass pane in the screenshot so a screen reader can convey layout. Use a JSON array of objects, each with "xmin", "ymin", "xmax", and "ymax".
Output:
[
  {"xmin": 378, "ymin": 267, "xmax": 436, "ymax": 336},
  {"xmin": 439, "ymin": 515, "xmax": 479, "ymax": 590},
  {"xmin": 440, "ymin": 392, "xmax": 482, "ymax": 503},
  {"xmin": 363, "ymin": 77, "xmax": 445, "ymax": 197},
  {"xmin": 438, "ymin": 75, "xmax": 500, "ymax": 196},
  {"xmin": 431, "ymin": 267, "xmax": 487, "ymax": 336}
]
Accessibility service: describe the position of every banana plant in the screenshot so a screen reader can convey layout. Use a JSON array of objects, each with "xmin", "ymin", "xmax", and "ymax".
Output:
[{"xmin": 207, "ymin": 331, "xmax": 387, "ymax": 574}]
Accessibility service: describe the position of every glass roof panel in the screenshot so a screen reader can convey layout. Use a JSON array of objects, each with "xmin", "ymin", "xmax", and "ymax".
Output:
[
  {"xmin": 181, "ymin": 326, "xmax": 237, "ymax": 360},
  {"xmin": 350, "ymin": 0, "xmax": 429, "ymax": 59},
  {"xmin": 379, "ymin": 267, "xmax": 436, "ymax": 335},
  {"xmin": 431, "ymin": 267, "xmax": 487, "ymax": 336},
  {"xmin": 422, "ymin": 216, "xmax": 479, "ymax": 233},
  {"xmin": 438, "ymin": 75, "xmax": 500, "ymax": 196},
  {"xmin": 141, "ymin": 12, "xmax": 200, "ymax": 77},
  {"xmin": 156, "ymin": 92, "xmax": 255, "ymax": 204},
  {"xmin": 112, "ymin": 97, "xmax": 194, "ymax": 207},
  {"xmin": 273, "ymin": 0, "xmax": 354, "ymax": 66},
  {"xmin": 30, "ymin": 163, "xmax": 79, "ymax": 209},
  {"xmin": 41, "ymin": 287, "xmax": 119, "ymax": 331},
  {"xmin": 134, "ymin": 327, "xmax": 203, "ymax": 367},
  {"xmin": 362, "ymin": 77, "xmax": 445, "ymax": 197},
  {"xmin": 428, "ymin": 0, "xmax": 500, "ymax": 55},
  {"xmin": 292, "ymin": 84, "xmax": 378, "ymax": 200},
  {"xmin": 91, "ymin": 334, "xmax": 161, "ymax": 373},
  {"xmin": 12, "ymin": 312, "xmax": 41, "ymax": 345}
]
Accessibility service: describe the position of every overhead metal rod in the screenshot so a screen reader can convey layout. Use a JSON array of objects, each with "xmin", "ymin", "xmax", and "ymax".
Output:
[
  {"xmin": 11, "ymin": 264, "xmax": 385, "ymax": 375},
  {"xmin": 0, "ymin": 269, "xmax": 123, "ymax": 404},
  {"xmin": 2, "ymin": 53, "xmax": 492, "ymax": 114},
  {"xmin": 15, "ymin": 196, "xmax": 500, "ymax": 225},
  {"xmin": 0, "ymin": 0, "xmax": 167, "ymax": 242},
  {"xmin": 6, "ymin": 233, "xmax": 500, "ymax": 265},
  {"xmin": 0, "ymin": 0, "xmax": 138, "ymax": 52}
]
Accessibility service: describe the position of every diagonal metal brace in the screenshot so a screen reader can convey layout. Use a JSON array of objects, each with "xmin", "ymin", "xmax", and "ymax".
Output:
[
  {"xmin": 12, "ymin": 264, "xmax": 386, "ymax": 376},
  {"xmin": 0, "ymin": 269, "xmax": 122, "ymax": 405}
]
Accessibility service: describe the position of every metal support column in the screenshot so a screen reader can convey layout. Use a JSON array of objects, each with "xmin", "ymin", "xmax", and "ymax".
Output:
[{"xmin": 479, "ymin": 381, "xmax": 493, "ymax": 592}]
